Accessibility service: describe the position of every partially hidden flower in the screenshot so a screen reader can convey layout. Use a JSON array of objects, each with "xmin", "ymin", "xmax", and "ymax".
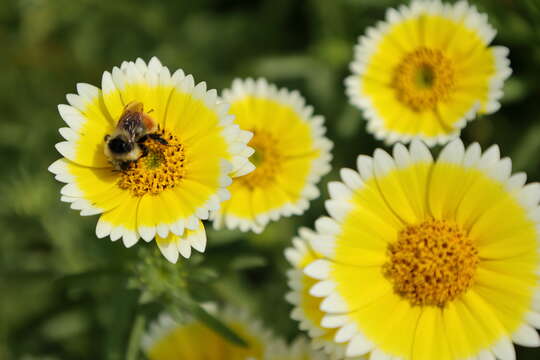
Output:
[
  {"xmin": 49, "ymin": 57, "xmax": 253, "ymax": 263},
  {"xmin": 213, "ymin": 78, "xmax": 332, "ymax": 233},
  {"xmin": 285, "ymin": 232, "xmax": 364, "ymax": 360},
  {"xmin": 142, "ymin": 308, "xmax": 327, "ymax": 360},
  {"xmin": 345, "ymin": 0, "xmax": 511, "ymax": 145},
  {"xmin": 303, "ymin": 139, "xmax": 540, "ymax": 360}
]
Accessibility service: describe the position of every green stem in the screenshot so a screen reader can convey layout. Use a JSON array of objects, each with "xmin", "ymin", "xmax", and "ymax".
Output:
[{"xmin": 126, "ymin": 313, "xmax": 146, "ymax": 360}]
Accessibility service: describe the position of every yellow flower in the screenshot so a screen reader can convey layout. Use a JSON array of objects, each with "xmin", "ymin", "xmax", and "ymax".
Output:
[
  {"xmin": 285, "ymin": 232, "xmax": 363, "ymax": 360},
  {"xmin": 142, "ymin": 308, "xmax": 327, "ymax": 360},
  {"xmin": 213, "ymin": 78, "xmax": 333, "ymax": 232},
  {"xmin": 49, "ymin": 57, "xmax": 253, "ymax": 263},
  {"xmin": 303, "ymin": 140, "xmax": 540, "ymax": 360},
  {"xmin": 142, "ymin": 309, "xmax": 270, "ymax": 360},
  {"xmin": 345, "ymin": 0, "xmax": 511, "ymax": 145}
]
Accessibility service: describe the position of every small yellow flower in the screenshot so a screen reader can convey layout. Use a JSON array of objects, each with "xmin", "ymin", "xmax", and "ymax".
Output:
[
  {"xmin": 285, "ymin": 232, "xmax": 362, "ymax": 360},
  {"xmin": 142, "ymin": 308, "xmax": 327, "ymax": 360},
  {"xmin": 49, "ymin": 57, "xmax": 253, "ymax": 262},
  {"xmin": 213, "ymin": 78, "xmax": 333, "ymax": 232},
  {"xmin": 303, "ymin": 139, "xmax": 540, "ymax": 360},
  {"xmin": 345, "ymin": 0, "xmax": 511, "ymax": 145}
]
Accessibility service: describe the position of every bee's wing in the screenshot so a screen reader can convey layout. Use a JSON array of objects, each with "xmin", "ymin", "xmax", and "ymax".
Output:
[
  {"xmin": 118, "ymin": 112, "xmax": 144, "ymax": 139},
  {"xmin": 142, "ymin": 113, "xmax": 158, "ymax": 133}
]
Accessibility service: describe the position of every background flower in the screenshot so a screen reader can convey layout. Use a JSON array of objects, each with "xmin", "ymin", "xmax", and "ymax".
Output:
[
  {"xmin": 142, "ymin": 308, "xmax": 328, "ymax": 360},
  {"xmin": 345, "ymin": 0, "xmax": 511, "ymax": 145},
  {"xmin": 142, "ymin": 308, "xmax": 272, "ymax": 360},
  {"xmin": 285, "ymin": 231, "xmax": 364, "ymax": 360},
  {"xmin": 213, "ymin": 78, "xmax": 332, "ymax": 233}
]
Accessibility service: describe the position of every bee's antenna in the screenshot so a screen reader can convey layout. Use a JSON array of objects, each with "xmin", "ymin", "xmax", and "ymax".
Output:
[{"xmin": 148, "ymin": 108, "xmax": 155, "ymax": 114}]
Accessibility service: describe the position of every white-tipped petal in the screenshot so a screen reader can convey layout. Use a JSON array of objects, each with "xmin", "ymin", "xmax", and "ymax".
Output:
[
  {"xmin": 334, "ymin": 322, "xmax": 357, "ymax": 343},
  {"xmin": 156, "ymin": 237, "xmax": 179, "ymax": 264},
  {"xmin": 320, "ymin": 293, "xmax": 348, "ymax": 313},
  {"xmin": 304, "ymin": 260, "xmax": 332, "ymax": 280},
  {"xmin": 310, "ymin": 280, "xmax": 336, "ymax": 298},
  {"xmin": 511, "ymin": 324, "xmax": 540, "ymax": 347},
  {"xmin": 321, "ymin": 314, "xmax": 349, "ymax": 329},
  {"xmin": 492, "ymin": 338, "xmax": 516, "ymax": 360},
  {"xmin": 346, "ymin": 333, "xmax": 374, "ymax": 357}
]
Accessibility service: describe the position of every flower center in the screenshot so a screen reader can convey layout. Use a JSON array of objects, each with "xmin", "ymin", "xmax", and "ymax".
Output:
[
  {"xmin": 392, "ymin": 47, "xmax": 455, "ymax": 112},
  {"xmin": 382, "ymin": 219, "xmax": 479, "ymax": 307},
  {"xmin": 117, "ymin": 129, "xmax": 186, "ymax": 196},
  {"xmin": 239, "ymin": 131, "xmax": 281, "ymax": 188}
]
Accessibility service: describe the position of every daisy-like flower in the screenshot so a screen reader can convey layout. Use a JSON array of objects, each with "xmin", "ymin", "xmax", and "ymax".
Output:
[
  {"xmin": 49, "ymin": 57, "xmax": 253, "ymax": 263},
  {"xmin": 212, "ymin": 78, "xmax": 332, "ymax": 233},
  {"xmin": 142, "ymin": 308, "xmax": 272, "ymax": 360},
  {"xmin": 142, "ymin": 309, "xmax": 328, "ymax": 360},
  {"xmin": 304, "ymin": 139, "xmax": 540, "ymax": 360},
  {"xmin": 142, "ymin": 306, "xmax": 276, "ymax": 360},
  {"xmin": 345, "ymin": 0, "xmax": 511, "ymax": 145},
  {"xmin": 285, "ymin": 232, "xmax": 363, "ymax": 360}
]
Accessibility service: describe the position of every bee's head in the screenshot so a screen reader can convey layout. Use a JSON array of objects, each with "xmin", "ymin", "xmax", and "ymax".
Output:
[{"xmin": 107, "ymin": 136, "xmax": 134, "ymax": 154}]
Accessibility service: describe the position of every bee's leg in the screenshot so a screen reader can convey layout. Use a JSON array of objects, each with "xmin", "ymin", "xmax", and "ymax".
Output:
[
  {"xmin": 139, "ymin": 143, "xmax": 149, "ymax": 158},
  {"xmin": 138, "ymin": 134, "xmax": 149, "ymax": 143},
  {"xmin": 148, "ymin": 133, "xmax": 169, "ymax": 145},
  {"xmin": 119, "ymin": 161, "xmax": 132, "ymax": 171},
  {"xmin": 109, "ymin": 162, "xmax": 120, "ymax": 173},
  {"xmin": 104, "ymin": 134, "xmax": 110, "ymax": 142}
]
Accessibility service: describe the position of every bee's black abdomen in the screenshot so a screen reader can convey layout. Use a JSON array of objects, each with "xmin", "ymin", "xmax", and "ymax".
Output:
[{"xmin": 108, "ymin": 137, "xmax": 133, "ymax": 154}]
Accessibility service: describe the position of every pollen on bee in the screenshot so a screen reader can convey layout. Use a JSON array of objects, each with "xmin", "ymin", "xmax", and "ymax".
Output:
[{"xmin": 117, "ymin": 129, "xmax": 186, "ymax": 196}]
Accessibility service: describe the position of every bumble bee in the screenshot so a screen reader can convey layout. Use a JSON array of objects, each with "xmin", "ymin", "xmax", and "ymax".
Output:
[{"xmin": 104, "ymin": 101, "xmax": 168, "ymax": 171}]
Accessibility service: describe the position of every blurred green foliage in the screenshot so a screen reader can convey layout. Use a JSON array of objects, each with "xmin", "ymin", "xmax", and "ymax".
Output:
[{"xmin": 1, "ymin": 0, "xmax": 540, "ymax": 359}]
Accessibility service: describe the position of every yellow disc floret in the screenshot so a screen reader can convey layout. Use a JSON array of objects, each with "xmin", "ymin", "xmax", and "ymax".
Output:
[
  {"xmin": 392, "ymin": 47, "xmax": 455, "ymax": 112},
  {"xmin": 383, "ymin": 218, "xmax": 479, "ymax": 307},
  {"xmin": 239, "ymin": 130, "xmax": 282, "ymax": 189},
  {"xmin": 118, "ymin": 129, "xmax": 186, "ymax": 196}
]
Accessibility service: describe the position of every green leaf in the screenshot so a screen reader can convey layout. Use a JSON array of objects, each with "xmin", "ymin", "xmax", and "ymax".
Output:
[
  {"xmin": 125, "ymin": 313, "xmax": 146, "ymax": 360},
  {"xmin": 103, "ymin": 289, "xmax": 139, "ymax": 360}
]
